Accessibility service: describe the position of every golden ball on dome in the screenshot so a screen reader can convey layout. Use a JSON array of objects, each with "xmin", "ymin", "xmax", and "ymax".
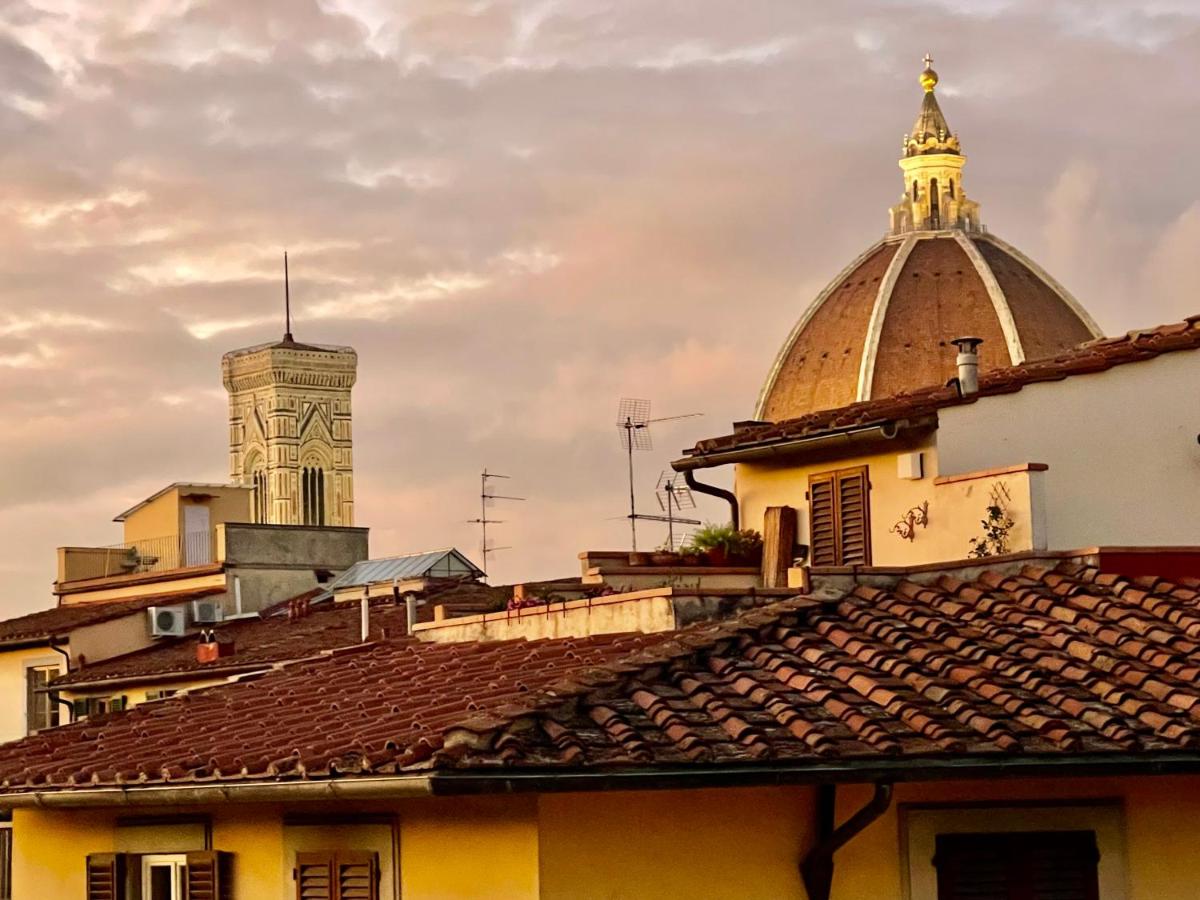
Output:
[{"xmin": 920, "ymin": 67, "xmax": 939, "ymax": 92}]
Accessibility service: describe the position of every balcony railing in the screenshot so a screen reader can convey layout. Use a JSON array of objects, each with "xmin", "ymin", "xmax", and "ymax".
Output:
[{"xmin": 61, "ymin": 530, "xmax": 217, "ymax": 582}]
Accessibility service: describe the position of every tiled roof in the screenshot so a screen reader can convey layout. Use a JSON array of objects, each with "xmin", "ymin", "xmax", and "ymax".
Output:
[
  {"xmin": 53, "ymin": 584, "xmax": 506, "ymax": 689},
  {"xmin": 0, "ymin": 590, "xmax": 221, "ymax": 648},
  {"xmin": 3, "ymin": 563, "xmax": 1200, "ymax": 792},
  {"xmin": 686, "ymin": 317, "xmax": 1200, "ymax": 461}
]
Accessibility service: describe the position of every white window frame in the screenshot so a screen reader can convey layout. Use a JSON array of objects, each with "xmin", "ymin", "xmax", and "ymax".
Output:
[
  {"xmin": 140, "ymin": 853, "xmax": 186, "ymax": 900},
  {"xmin": 899, "ymin": 801, "xmax": 1128, "ymax": 900},
  {"xmin": 23, "ymin": 658, "xmax": 62, "ymax": 734}
]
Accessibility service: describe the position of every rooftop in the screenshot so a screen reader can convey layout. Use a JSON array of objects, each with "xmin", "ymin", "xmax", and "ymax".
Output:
[
  {"xmin": 683, "ymin": 317, "xmax": 1200, "ymax": 468},
  {"xmin": 325, "ymin": 549, "xmax": 484, "ymax": 593},
  {"xmin": 4, "ymin": 561, "xmax": 1200, "ymax": 795}
]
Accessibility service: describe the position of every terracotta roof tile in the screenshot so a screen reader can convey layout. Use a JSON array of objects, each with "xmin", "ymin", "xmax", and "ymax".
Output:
[
  {"xmin": 7, "ymin": 563, "xmax": 1200, "ymax": 792},
  {"xmin": 684, "ymin": 317, "xmax": 1200, "ymax": 460}
]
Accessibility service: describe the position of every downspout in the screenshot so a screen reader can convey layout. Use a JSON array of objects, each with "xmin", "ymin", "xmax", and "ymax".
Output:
[
  {"xmin": 683, "ymin": 470, "xmax": 739, "ymax": 530},
  {"xmin": 48, "ymin": 638, "xmax": 75, "ymax": 723},
  {"xmin": 800, "ymin": 783, "xmax": 893, "ymax": 900}
]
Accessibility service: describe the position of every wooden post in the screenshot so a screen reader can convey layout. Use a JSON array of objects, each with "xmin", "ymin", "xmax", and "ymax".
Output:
[{"xmin": 762, "ymin": 506, "xmax": 798, "ymax": 589}]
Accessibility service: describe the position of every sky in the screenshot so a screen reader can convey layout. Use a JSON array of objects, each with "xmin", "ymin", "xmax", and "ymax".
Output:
[{"xmin": 1, "ymin": 1, "xmax": 1198, "ymax": 615}]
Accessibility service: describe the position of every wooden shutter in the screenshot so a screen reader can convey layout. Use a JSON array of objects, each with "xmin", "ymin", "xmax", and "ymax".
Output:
[
  {"xmin": 808, "ymin": 466, "xmax": 871, "ymax": 566},
  {"xmin": 836, "ymin": 467, "xmax": 871, "ymax": 565},
  {"xmin": 296, "ymin": 851, "xmax": 378, "ymax": 900},
  {"xmin": 186, "ymin": 850, "xmax": 232, "ymax": 900},
  {"xmin": 336, "ymin": 851, "xmax": 379, "ymax": 900},
  {"xmin": 934, "ymin": 831, "xmax": 1099, "ymax": 900},
  {"xmin": 808, "ymin": 473, "xmax": 838, "ymax": 565},
  {"xmin": 297, "ymin": 852, "xmax": 335, "ymax": 900},
  {"xmin": 761, "ymin": 506, "xmax": 798, "ymax": 588},
  {"xmin": 85, "ymin": 853, "xmax": 125, "ymax": 900}
]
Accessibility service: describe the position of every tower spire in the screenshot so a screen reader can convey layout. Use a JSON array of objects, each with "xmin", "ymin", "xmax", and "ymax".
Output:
[
  {"xmin": 283, "ymin": 251, "xmax": 293, "ymax": 342},
  {"xmin": 889, "ymin": 55, "xmax": 982, "ymax": 235}
]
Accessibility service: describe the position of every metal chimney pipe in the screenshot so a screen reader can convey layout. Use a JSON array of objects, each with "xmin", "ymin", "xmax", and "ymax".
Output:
[
  {"xmin": 233, "ymin": 576, "xmax": 243, "ymax": 616},
  {"xmin": 405, "ymin": 593, "xmax": 417, "ymax": 634},
  {"xmin": 951, "ymin": 337, "xmax": 984, "ymax": 395},
  {"xmin": 360, "ymin": 586, "xmax": 370, "ymax": 642}
]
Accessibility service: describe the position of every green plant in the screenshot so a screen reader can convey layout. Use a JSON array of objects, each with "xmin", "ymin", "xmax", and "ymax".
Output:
[
  {"xmin": 968, "ymin": 490, "xmax": 1015, "ymax": 559},
  {"xmin": 683, "ymin": 522, "xmax": 739, "ymax": 554}
]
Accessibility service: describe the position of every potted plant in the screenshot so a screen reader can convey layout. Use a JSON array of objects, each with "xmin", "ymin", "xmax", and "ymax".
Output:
[
  {"xmin": 684, "ymin": 523, "xmax": 738, "ymax": 567},
  {"xmin": 650, "ymin": 543, "xmax": 680, "ymax": 567},
  {"xmin": 730, "ymin": 529, "xmax": 764, "ymax": 566}
]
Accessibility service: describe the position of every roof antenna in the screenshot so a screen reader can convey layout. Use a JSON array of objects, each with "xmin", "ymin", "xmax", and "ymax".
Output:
[{"xmin": 283, "ymin": 250, "xmax": 294, "ymax": 342}]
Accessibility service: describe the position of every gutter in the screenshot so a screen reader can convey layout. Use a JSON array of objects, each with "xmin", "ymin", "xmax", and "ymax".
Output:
[
  {"xmin": 683, "ymin": 470, "xmax": 739, "ymax": 529},
  {"xmin": 1, "ymin": 775, "xmax": 434, "ymax": 809},
  {"xmin": 672, "ymin": 417, "xmax": 933, "ymax": 473}
]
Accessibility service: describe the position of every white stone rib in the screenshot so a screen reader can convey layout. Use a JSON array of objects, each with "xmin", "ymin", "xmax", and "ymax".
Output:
[
  {"xmin": 954, "ymin": 230, "xmax": 1025, "ymax": 365},
  {"xmin": 979, "ymin": 231, "xmax": 1105, "ymax": 339},
  {"xmin": 855, "ymin": 235, "xmax": 919, "ymax": 401},
  {"xmin": 753, "ymin": 237, "xmax": 896, "ymax": 420}
]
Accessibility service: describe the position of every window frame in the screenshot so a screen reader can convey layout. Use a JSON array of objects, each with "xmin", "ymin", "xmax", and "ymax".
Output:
[
  {"xmin": 140, "ymin": 853, "xmax": 186, "ymax": 900},
  {"xmin": 899, "ymin": 801, "xmax": 1127, "ymax": 900},
  {"xmin": 23, "ymin": 659, "xmax": 62, "ymax": 734},
  {"xmin": 807, "ymin": 465, "xmax": 872, "ymax": 566}
]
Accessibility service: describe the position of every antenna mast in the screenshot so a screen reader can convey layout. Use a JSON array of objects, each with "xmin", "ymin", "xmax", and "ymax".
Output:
[
  {"xmin": 283, "ymin": 251, "xmax": 293, "ymax": 341},
  {"xmin": 466, "ymin": 469, "xmax": 525, "ymax": 581},
  {"xmin": 615, "ymin": 399, "xmax": 702, "ymax": 551}
]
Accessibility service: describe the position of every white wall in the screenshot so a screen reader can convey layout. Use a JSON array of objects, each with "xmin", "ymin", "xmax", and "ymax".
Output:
[{"xmin": 937, "ymin": 351, "xmax": 1200, "ymax": 550}]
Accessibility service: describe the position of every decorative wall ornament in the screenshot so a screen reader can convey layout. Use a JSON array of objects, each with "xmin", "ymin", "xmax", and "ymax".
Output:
[{"xmin": 891, "ymin": 501, "xmax": 930, "ymax": 541}]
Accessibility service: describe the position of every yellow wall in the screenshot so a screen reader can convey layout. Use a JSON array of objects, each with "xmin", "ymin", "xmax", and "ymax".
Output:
[
  {"xmin": 538, "ymin": 786, "xmax": 812, "ymax": 900},
  {"xmin": 122, "ymin": 489, "xmax": 181, "ymax": 545},
  {"xmin": 14, "ymin": 775, "xmax": 1200, "ymax": 899},
  {"xmin": 736, "ymin": 440, "xmax": 1044, "ymax": 567}
]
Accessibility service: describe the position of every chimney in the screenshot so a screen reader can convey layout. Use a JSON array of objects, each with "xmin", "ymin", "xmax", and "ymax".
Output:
[
  {"xmin": 951, "ymin": 337, "xmax": 984, "ymax": 396},
  {"xmin": 360, "ymin": 586, "xmax": 370, "ymax": 642}
]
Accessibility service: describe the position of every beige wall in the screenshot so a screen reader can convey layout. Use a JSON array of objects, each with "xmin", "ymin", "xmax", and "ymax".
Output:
[
  {"xmin": 736, "ymin": 440, "xmax": 1045, "ymax": 568},
  {"xmin": 0, "ymin": 645, "xmax": 63, "ymax": 743},
  {"xmin": 938, "ymin": 351, "xmax": 1200, "ymax": 551}
]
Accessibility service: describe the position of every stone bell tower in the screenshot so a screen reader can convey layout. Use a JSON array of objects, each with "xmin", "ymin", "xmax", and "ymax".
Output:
[{"xmin": 221, "ymin": 325, "xmax": 357, "ymax": 528}]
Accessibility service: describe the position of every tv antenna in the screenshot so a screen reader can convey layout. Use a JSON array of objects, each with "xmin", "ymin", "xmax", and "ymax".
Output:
[
  {"xmin": 466, "ymin": 469, "xmax": 524, "ymax": 581},
  {"xmin": 653, "ymin": 471, "xmax": 700, "ymax": 550},
  {"xmin": 615, "ymin": 399, "xmax": 702, "ymax": 550}
]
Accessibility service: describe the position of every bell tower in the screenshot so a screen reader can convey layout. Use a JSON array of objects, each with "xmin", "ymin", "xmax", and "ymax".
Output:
[
  {"xmin": 221, "ymin": 309, "xmax": 357, "ymax": 527},
  {"xmin": 890, "ymin": 55, "xmax": 982, "ymax": 235}
]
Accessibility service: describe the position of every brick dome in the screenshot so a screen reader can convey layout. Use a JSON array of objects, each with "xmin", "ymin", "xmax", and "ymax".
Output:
[{"xmin": 755, "ymin": 231, "xmax": 1102, "ymax": 421}]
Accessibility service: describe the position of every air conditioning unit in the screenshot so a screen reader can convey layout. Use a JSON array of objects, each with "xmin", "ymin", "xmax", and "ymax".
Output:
[
  {"xmin": 149, "ymin": 606, "xmax": 186, "ymax": 638},
  {"xmin": 192, "ymin": 599, "xmax": 223, "ymax": 624}
]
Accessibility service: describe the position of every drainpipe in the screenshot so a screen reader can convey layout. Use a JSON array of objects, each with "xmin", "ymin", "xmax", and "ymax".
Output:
[
  {"xmin": 799, "ymin": 783, "xmax": 893, "ymax": 900},
  {"xmin": 683, "ymin": 470, "xmax": 739, "ymax": 530},
  {"xmin": 48, "ymin": 639, "xmax": 71, "ymax": 673}
]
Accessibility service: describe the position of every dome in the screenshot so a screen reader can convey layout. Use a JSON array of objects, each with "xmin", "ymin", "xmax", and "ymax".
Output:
[
  {"xmin": 754, "ymin": 58, "xmax": 1103, "ymax": 422},
  {"xmin": 755, "ymin": 231, "xmax": 1102, "ymax": 421}
]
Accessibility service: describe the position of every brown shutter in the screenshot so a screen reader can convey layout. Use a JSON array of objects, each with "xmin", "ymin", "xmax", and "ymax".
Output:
[
  {"xmin": 336, "ymin": 851, "xmax": 379, "ymax": 900},
  {"xmin": 296, "ymin": 851, "xmax": 378, "ymax": 900},
  {"xmin": 934, "ymin": 831, "xmax": 1099, "ymax": 900},
  {"xmin": 296, "ymin": 852, "xmax": 335, "ymax": 900},
  {"xmin": 85, "ymin": 853, "xmax": 125, "ymax": 900},
  {"xmin": 761, "ymin": 506, "xmax": 798, "ymax": 588},
  {"xmin": 808, "ymin": 473, "xmax": 838, "ymax": 566},
  {"xmin": 836, "ymin": 467, "xmax": 871, "ymax": 565},
  {"xmin": 186, "ymin": 851, "xmax": 232, "ymax": 900}
]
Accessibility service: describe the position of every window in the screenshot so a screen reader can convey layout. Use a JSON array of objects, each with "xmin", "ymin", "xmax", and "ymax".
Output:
[
  {"xmin": 86, "ymin": 851, "xmax": 230, "ymax": 900},
  {"xmin": 252, "ymin": 469, "xmax": 269, "ymax": 524},
  {"xmin": 25, "ymin": 664, "xmax": 60, "ymax": 733},
  {"xmin": 929, "ymin": 177, "xmax": 940, "ymax": 227},
  {"xmin": 302, "ymin": 467, "xmax": 326, "ymax": 526},
  {"xmin": 935, "ymin": 831, "xmax": 1099, "ymax": 900},
  {"xmin": 0, "ymin": 814, "xmax": 10, "ymax": 900},
  {"xmin": 142, "ymin": 854, "xmax": 186, "ymax": 900},
  {"xmin": 72, "ymin": 695, "xmax": 128, "ymax": 721},
  {"xmin": 807, "ymin": 466, "xmax": 871, "ymax": 566},
  {"xmin": 145, "ymin": 688, "xmax": 178, "ymax": 702},
  {"xmin": 295, "ymin": 851, "xmax": 379, "ymax": 900}
]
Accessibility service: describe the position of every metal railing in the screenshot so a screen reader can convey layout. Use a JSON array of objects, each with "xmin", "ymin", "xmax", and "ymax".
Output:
[{"xmin": 65, "ymin": 530, "xmax": 217, "ymax": 581}]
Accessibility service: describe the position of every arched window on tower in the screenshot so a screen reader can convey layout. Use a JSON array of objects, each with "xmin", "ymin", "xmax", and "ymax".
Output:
[
  {"xmin": 929, "ymin": 177, "xmax": 940, "ymax": 228},
  {"xmin": 948, "ymin": 177, "xmax": 955, "ymax": 198},
  {"xmin": 302, "ymin": 467, "xmax": 326, "ymax": 526},
  {"xmin": 912, "ymin": 180, "xmax": 918, "ymax": 202},
  {"xmin": 252, "ymin": 469, "xmax": 268, "ymax": 524}
]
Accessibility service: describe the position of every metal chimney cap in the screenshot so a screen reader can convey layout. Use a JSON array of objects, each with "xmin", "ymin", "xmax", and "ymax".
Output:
[{"xmin": 951, "ymin": 336, "xmax": 984, "ymax": 353}]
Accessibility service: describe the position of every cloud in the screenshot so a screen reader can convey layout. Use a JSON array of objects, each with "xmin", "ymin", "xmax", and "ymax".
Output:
[{"xmin": 0, "ymin": 0, "xmax": 1197, "ymax": 612}]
